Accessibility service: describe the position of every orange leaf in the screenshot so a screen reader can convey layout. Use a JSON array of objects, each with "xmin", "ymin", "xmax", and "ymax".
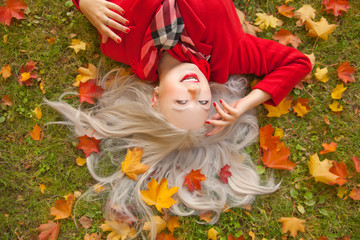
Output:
[
  {"xmin": 30, "ymin": 124, "xmax": 42, "ymax": 141},
  {"xmin": 329, "ymin": 161, "xmax": 348, "ymax": 186},
  {"xmin": 17, "ymin": 60, "xmax": 38, "ymax": 86},
  {"xmin": 39, "ymin": 183, "xmax": 46, "ymax": 194},
  {"xmin": 1, "ymin": 95, "xmax": 13, "ymax": 106},
  {"xmin": 0, "ymin": 0, "xmax": 27, "ymax": 26},
  {"xmin": 276, "ymin": 4, "xmax": 295, "ymax": 18},
  {"xmin": 351, "ymin": 155, "xmax": 360, "ymax": 173},
  {"xmin": 101, "ymin": 220, "xmax": 136, "ymax": 239},
  {"xmin": 121, "ymin": 147, "xmax": 149, "ymax": 180},
  {"xmin": 337, "ymin": 61, "xmax": 355, "ymax": 84},
  {"xmin": 260, "ymin": 124, "xmax": 280, "ymax": 151},
  {"xmin": 76, "ymin": 135, "xmax": 101, "ymax": 157},
  {"xmin": 273, "ymin": 29, "xmax": 302, "ymax": 48},
  {"xmin": 320, "ymin": 142, "xmax": 337, "ymax": 155},
  {"xmin": 322, "ymin": 0, "xmax": 350, "ymax": 17},
  {"xmin": 199, "ymin": 211, "xmax": 212, "ymax": 223},
  {"xmin": 50, "ymin": 194, "xmax": 74, "ymax": 220},
  {"xmin": 278, "ymin": 217, "xmax": 306, "ymax": 237},
  {"xmin": 78, "ymin": 79, "xmax": 105, "ymax": 104},
  {"xmin": 140, "ymin": 178, "xmax": 178, "ymax": 212},
  {"xmin": 33, "ymin": 106, "xmax": 42, "ymax": 119},
  {"xmin": 75, "ymin": 156, "xmax": 86, "ymax": 166},
  {"xmin": 37, "ymin": 220, "xmax": 60, "ymax": 240},
  {"xmin": 261, "ymin": 142, "xmax": 295, "ymax": 170},
  {"xmin": 349, "ymin": 187, "xmax": 360, "ymax": 200},
  {"xmin": 219, "ymin": 164, "xmax": 232, "ymax": 183},
  {"xmin": 0, "ymin": 64, "xmax": 11, "ymax": 79},
  {"xmin": 156, "ymin": 233, "xmax": 176, "ymax": 240},
  {"xmin": 263, "ymin": 98, "xmax": 292, "ymax": 117},
  {"xmin": 183, "ymin": 169, "xmax": 206, "ymax": 192},
  {"xmin": 227, "ymin": 235, "xmax": 245, "ymax": 240},
  {"xmin": 167, "ymin": 216, "xmax": 180, "ymax": 233}
]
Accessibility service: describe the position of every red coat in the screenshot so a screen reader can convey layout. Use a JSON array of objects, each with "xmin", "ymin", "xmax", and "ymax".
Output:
[{"xmin": 73, "ymin": 0, "xmax": 311, "ymax": 106}]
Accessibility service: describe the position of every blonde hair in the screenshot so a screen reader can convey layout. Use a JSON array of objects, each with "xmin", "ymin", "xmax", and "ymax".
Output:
[{"xmin": 46, "ymin": 69, "xmax": 279, "ymax": 239}]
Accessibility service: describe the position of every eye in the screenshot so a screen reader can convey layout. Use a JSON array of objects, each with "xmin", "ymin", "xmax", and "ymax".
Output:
[
  {"xmin": 198, "ymin": 100, "xmax": 209, "ymax": 105},
  {"xmin": 176, "ymin": 100, "xmax": 188, "ymax": 105}
]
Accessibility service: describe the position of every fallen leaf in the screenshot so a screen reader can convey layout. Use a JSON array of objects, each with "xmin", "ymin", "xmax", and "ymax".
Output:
[
  {"xmin": 278, "ymin": 217, "xmax": 306, "ymax": 237},
  {"xmin": 3, "ymin": 34, "xmax": 8, "ymax": 43},
  {"xmin": 274, "ymin": 127, "xmax": 284, "ymax": 138},
  {"xmin": 39, "ymin": 183, "xmax": 46, "ymax": 194},
  {"xmin": 17, "ymin": 60, "xmax": 38, "ymax": 86},
  {"xmin": 94, "ymin": 184, "xmax": 106, "ymax": 193},
  {"xmin": 351, "ymin": 155, "xmax": 360, "ymax": 173},
  {"xmin": 156, "ymin": 233, "xmax": 177, "ymax": 240},
  {"xmin": 84, "ymin": 233, "xmax": 100, "ymax": 240},
  {"xmin": 199, "ymin": 211, "xmax": 212, "ymax": 223},
  {"xmin": 254, "ymin": 13, "xmax": 283, "ymax": 30},
  {"xmin": 38, "ymin": 221, "xmax": 60, "ymax": 240},
  {"xmin": 140, "ymin": 178, "xmax": 178, "ymax": 213},
  {"xmin": 167, "ymin": 216, "xmax": 180, "ymax": 233},
  {"xmin": 324, "ymin": 115, "xmax": 330, "ymax": 125},
  {"xmin": 184, "ymin": 169, "xmax": 206, "ymax": 192},
  {"xmin": 227, "ymin": 235, "xmax": 245, "ymax": 240},
  {"xmin": 50, "ymin": 193, "xmax": 74, "ymax": 220},
  {"xmin": 40, "ymin": 81, "xmax": 46, "ymax": 94},
  {"xmin": 264, "ymin": 98, "xmax": 292, "ymax": 117},
  {"xmin": 78, "ymin": 79, "xmax": 105, "ymax": 104},
  {"xmin": 248, "ymin": 231, "xmax": 255, "ymax": 240},
  {"xmin": 329, "ymin": 161, "xmax": 349, "ymax": 186},
  {"xmin": 294, "ymin": 5, "xmax": 316, "ymax": 26},
  {"xmin": 219, "ymin": 164, "xmax": 232, "ymax": 183},
  {"xmin": 30, "ymin": 124, "xmax": 42, "ymax": 141},
  {"xmin": 331, "ymin": 84, "xmax": 347, "ymax": 99},
  {"xmin": 78, "ymin": 215, "xmax": 93, "ymax": 229},
  {"xmin": 276, "ymin": 5, "xmax": 295, "ymax": 18},
  {"xmin": 305, "ymin": 17, "xmax": 338, "ymax": 41},
  {"xmin": 322, "ymin": 0, "xmax": 350, "ymax": 17},
  {"xmin": 76, "ymin": 135, "xmax": 101, "ymax": 157},
  {"xmin": 33, "ymin": 106, "xmax": 42, "ymax": 119},
  {"xmin": 260, "ymin": 124, "xmax": 280, "ymax": 150},
  {"xmin": 349, "ymin": 187, "xmax": 360, "ymax": 200},
  {"xmin": 69, "ymin": 39, "xmax": 86, "ymax": 53},
  {"xmin": 121, "ymin": 147, "xmax": 149, "ymax": 180},
  {"xmin": 308, "ymin": 153, "xmax": 339, "ymax": 184},
  {"xmin": 0, "ymin": 0, "xmax": 27, "ymax": 26},
  {"xmin": 142, "ymin": 216, "xmax": 167, "ymax": 234},
  {"xmin": 337, "ymin": 61, "xmax": 355, "ymax": 84},
  {"xmin": 0, "ymin": 64, "xmax": 11, "ymax": 79},
  {"xmin": 314, "ymin": 67, "xmax": 329, "ymax": 83},
  {"xmin": 46, "ymin": 36, "xmax": 56, "ymax": 45},
  {"xmin": 320, "ymin": 142, "xmax": 337, "ymax": 155},
  {"xmin": 207, "ymin": 227, "xmax": 219, "ymax": 240},
  {"xmin": 76, "ymin": 156, "xmax": 86, "ymax": 166},
  {"xmin": 329, "ymin": 101, "xmax": 343, "ymax": 112},
  {"xmin": 273, "ymin": 29, "xmax": 302, "ymax": 48},
  {"xmin": 1, "ymin": 95, "xmax": 13, "ymax": 106},
  {"xmin": 337, "ymin": 186, "xmax": 347, "ymax": 198},
  {"xmin": 101, "ymin": 220, "xmax": 136, "ymax": 240},
  {"xmin": 73, "ymin": 63, "xmax": 98, "ymax": 87},
  {"xmin": 261, "ymin": 142, "xmax": 295, "ymax": 170},
  {"xmin": 293, "ymin": 98, "xmax": 311, "ymax": 117},
  {"xmin": 235, "ymin": 8, "xmax": 261, "ymax": 36}
]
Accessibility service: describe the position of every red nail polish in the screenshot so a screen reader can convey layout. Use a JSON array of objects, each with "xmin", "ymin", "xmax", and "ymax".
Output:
[
  {"xmin": 125, "ymin": 28, "xmax": 130, "ymax": 33},
  {"xmin": 122, "ymin": 10, "xmax": 125, "ymax": 14},
  {"xmin": 125, "ymin": 20, "xmax": 130, "ymax": 25},
  {"xmin": 213, "ymin": 102, "xmax": 216, "ymax": 107},
  {"xmin": 219, "ymin": 99, "xmax": 223, "ymax": 104},
  {"xmin": 205, "ymin": 121, "xmax": 210, "ymax": 124},
  {"xmin": 117, "ymin": 38, "xmax": 121, "ymax": 43}
]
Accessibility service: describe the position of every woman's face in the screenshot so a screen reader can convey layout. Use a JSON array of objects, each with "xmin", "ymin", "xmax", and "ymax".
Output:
[{"xmin": 153, "ymin": 53, "xmax": 211, "ymax": 130}]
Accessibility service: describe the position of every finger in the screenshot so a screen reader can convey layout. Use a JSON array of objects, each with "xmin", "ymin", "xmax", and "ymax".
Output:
[
  {"xmin": 106, "ymin": 17, "xmax": 131, "ymax": 34},
  {"xmin": 210, "ymin": 113, "xmax": 221, "ymax": 120},
  {"xmin": 100, "ymin": 27, "xmax": 121, "ymax": 43},
  {"xmin": 206, "ymin": 119, "xmax": 230, "ymax": 127},
  {"xmin": 101, "ymin": 34, "xmax": 109, "ymax": 44},
  {"xmin": 219, "ymin": 99, "xmax": 237, "ymax": 116},
  {"xmin": 106, "ymin": 2, "xmax": 125, "ymax": 15},
  {"xmin": 213, "ymin": 102, "xmax": 232, "ymax": 121},
  {"xmin": 206, "ymin": 126, "xmax": 225, "ymax": 137},
  {"xmin": 107, "ymin": 10, "xmax": 129, "ymax": 26}
]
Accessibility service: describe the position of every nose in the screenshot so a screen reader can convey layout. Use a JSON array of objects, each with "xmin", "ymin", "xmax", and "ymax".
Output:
[{"xmin": 187, "ymin": 85, "xmax": 200, "ymax": 100}]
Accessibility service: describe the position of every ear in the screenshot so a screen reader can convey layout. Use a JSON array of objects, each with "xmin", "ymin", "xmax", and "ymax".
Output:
[{"xmin": 151, "ymin": 86, "xmax": 159, "ymax": 107}]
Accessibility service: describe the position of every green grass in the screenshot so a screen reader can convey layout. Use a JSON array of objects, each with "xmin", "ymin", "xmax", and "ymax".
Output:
[{"xmin": 1, "ymin": 0, "xmax": 359, "ymax": 239}]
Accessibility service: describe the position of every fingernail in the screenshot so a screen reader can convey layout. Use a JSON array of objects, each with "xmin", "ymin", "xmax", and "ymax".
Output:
[
  {"xmin": 125, "ymin": 28, "xmax": 130, "ymax": 33},
  {"xmin": 122, "ymin": 10, "xmax": 125, "ymax": 14},
  {"xmin": 125, "ymin": 20, "xmax": 130, "ymax": 25},
  {"xmin": 219, "ymin": 99, "xmax": 223, "ymax": 104},
  {"xmin": 213, "ymin": 102, "xmax": 216, "ymax": 107},
  {"xmin": 117, "ymin": 38, "xmax": 121, "ymax": 43},
  {"xmin": 205, "ymin": 121, "xmax": 210, "ymax": 124}
]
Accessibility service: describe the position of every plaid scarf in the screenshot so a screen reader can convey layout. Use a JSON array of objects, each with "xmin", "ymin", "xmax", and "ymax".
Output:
[{"xmin": 136, "ymin": 0, "xmax": 209, "ymax": 81}]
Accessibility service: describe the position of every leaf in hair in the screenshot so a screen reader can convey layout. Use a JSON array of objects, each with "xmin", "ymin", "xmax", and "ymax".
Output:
[
  {"xmin": 219, "ymin": 164, "xmax": 232, "ymax": 184},
  {"xmin": 78, "ymin": 79, "xmax": 105, "ymax": 104},
  {"xmin": 183, "ymin": 169, "xmax": 206, "ymax": 192},
  {"xmin": 121, "ymin": 147, "xmax": 149, "ymax": 180},
  {"xmin": 76, "ymin": 135, "xmax": 101, "ymax": 157}
]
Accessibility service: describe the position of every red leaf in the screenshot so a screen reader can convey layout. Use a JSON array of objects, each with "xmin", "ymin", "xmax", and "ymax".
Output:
[
  {"xmin": 322, "ymin": 0, "xmax": 350, "ymax": 17},
  {"xmin": 156, "ymin": 233, "xmax": 176, "ymax": 240},
  {"xmin": 0, "ymin": 0, "xmax": 27, "ymax": 26},
  {"xmin": 219, "ymin": 164, "xmax": 232, "ymax": 183},
  {"xmin": 78, "ymin": 79, "xmax": 105, "ymax": 104},
  {"xmin": 329, "ymin": 160, "xmax": 348, "ymax": 186},
  {"xmin": 183, "ymin": 169, "xmax": 206, "ymax": 192},
  {"xmin": 17, "ymin": 60, "xmax": 38, "ymax": 86},
  {"xmin": 261, "ymin": 143, "xmax": 295, "ymax": 170},
  {"xmin": 337, "ymin": 61, "xmax": 355, "ymax": 84},
  {"xmin": 351, "ymin": 155, "xmax": 360, "ymax": 173},
  {"xmin": 76, "ymin": 135, "xmax": 101, "ymax": 157},
  {"xmin": 273, "ymin": 29, "xmax": 302, "ymax": 49},
  {"xmin": 38, "ymin": 220, "xmax": 60, "ymax": 240},
  {"xmin": 349, "ymin": 187, "xmax": 360, "ymax": 201},
  {"xmin": 227, "ymin": 235, "xmax": 245, "ymax": 240}
]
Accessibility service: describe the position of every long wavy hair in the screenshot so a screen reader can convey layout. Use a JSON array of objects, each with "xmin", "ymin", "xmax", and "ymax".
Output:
[{"xmin": 46, "ymin": 69, "xmax": 279, "ymax": 239}]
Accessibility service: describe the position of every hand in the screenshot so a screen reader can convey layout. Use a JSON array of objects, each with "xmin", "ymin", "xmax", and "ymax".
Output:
[{"xmin": 79, "ymin": 0, "xmax": 130, "ymax": 43}]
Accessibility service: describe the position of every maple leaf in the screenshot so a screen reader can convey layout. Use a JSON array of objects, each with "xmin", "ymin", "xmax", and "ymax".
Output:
[
  {"xmin": 320, "ymin": 142, "xmax": 337, "ymax": 155},
  {"xmin": 156, "ymin": 233, "xmax": 177, "ymax": 240},
  {"xmin": 293, "ymin": 98, "xmax": 311, "ymax": 117},
  {"xmin": 329, "ymin": 160, "xmax": 349, "ymax": 186},
  {"xmin": 140, "ymin": 178, "xmax": 179, "ymax": 213},
  {"xmin": 78, "ymin": 215, "xmax": 93, "ymax": 229},
  {"xmin": 337, "ymin": 61, "xmax": 355, "ymax": 84},
  {"xmin": 207, "ymin": 227, "xmax": 219, "ymax": 240},
  {"xmin": 305, "ymin": 17, "xmax": 338, "ymax": 41},
  {"xmin": 0, "ymin": 0, "xmax": 27, "ymax": 26},
  {"xmin": 331, "ymin": 84, "xmax": 347, "ymax": 99},
  {"xmin": 100, "ymin": 220, "xmax": 136, "ymax": 240},
  {"xmin": 50, "ymin": 193, "xmax": 74, "ymax": 220},
  {"xmin": 73, "ymin": 63, "xmax": 98, "ymax": 87},
  {"xmin": 121, "ymin": 147, "xmax": 149, "ymax": 180},
  {"xmin": 1, "ymin": 95, "xmax": 13, "ymax": 106},
  {"xmin": 260, "ymin": 124, "xmax": 280, "ymax": 150},
  {"xmin": 78, "ymin": 79, "xmax": 105, "ymax": 104},
  {"xmin": 329, "ymin": 101, "xmax": 343, "ymax": 112},
  {"xmin": 235, "ymin": 8, "xmax": 261, "ymax": 37},
  {"xmin": 39, "ymin": 183, "xmax": 46, "ymax": 194},
  {"xmin": 219, "ymin": 164, "xmax": 232, "ymax": 183},
  {"xmin": 30, "ymin": 124, "xmax": 43, "ymax": 141},
  {"xmin": 254, "ymin": 13, "xmax": 283, "ymax": 30},
  {"xmin": 167, "ymin": 216, "xmax": 180, "ymax": 233},
  {"xmin": 263, "ymin": 98, "xmax": 292, "ymax": 117},
  {"xmin": 294, "ymin": 5, "xmax": 316, "ymax": 26},
  {"xmin": 33, "ymin": 106, "xmax": 42, "ymax": 119},
  {"xmin": 351, "ymin": 155, "xmax": 360, "ymax": 173},
  {"xmin": 69, "ymin": 39, "xmax": 86, "ymax": 53},
  {"xmin": 183, "ymin": 169, "xmax": 206, "ymax": 192},
  {"xmin": 308, "ymin": 153, "xmax": 339, "ymax": 184},
  {"xmin": 272, "ymin": 29, "xmax": 302, "ymax": 49},
  {"xmin": 261, "ymin": 142, "xmax": 295, "ymax": 170},
  {"xmin": 17, "ymin": 60, "xmax": 38, "ymax": 86},
  {"xmin": 38, "ymin": 220, "xmax": 60, "ymax": 240},
  {"xmin": 322, "ymin": 0, "xmax": 350, "ymax": 17},
  {"xmin": 143, "ymin": 216, "xmax": 167, "ymax": 234},
  {"xmin": 314, "ymin": 67, "xmax": 329, "ymax": 83},
  {"xmin": 76, "ymin": 135, "xmax": 101, "ymax": 157},
  {"xmin": 199, "ymin": 211, "xmax": 212, "ymax": 223},
  {"xmin": 0, "ymin": 64, "xmax": 11, "ymax": 79},
  {"xmin": 276, "ymin": 5, "xmax": 295, "ymax": 18},
  {"xmin": 228, "ymin": 235, "xmax": 245, "ymax": 240},
  {"xmin": 278, "ymin": 217, "xmax": 306, "ymax": 237},
  {"xmin": 349, "ymin": 187, "xmax": 360, "ymax": 200}
]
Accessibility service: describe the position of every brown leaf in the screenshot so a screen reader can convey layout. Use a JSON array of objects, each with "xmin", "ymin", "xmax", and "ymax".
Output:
[
  {"xmin": 199, "ymin": 211, "xmax": 212, "ymax": 223},
  {"xmin": 50, "ymin": 194, "xmax": 74, "ymax": 220},
  {"xmin": 38, "ymin": 220, "xmax": 60, "ymax": 240},
  {"xmin": 84, "ymin": 233, "xmax": 100, "ymax": 240},
  {"xmin": 278, "ymin": 217, "xmax": 306, "ymax": 237},
  {"xmin": 78, "ymin": 215, "xmax": 93, "ymax": 229},
  {"xmin": 1, "ymin": 95, "xmax": 13, "ymax": 106},
  {"xmin": 273, "ymin": 29, "xmax": 302, "ymax": 49}
]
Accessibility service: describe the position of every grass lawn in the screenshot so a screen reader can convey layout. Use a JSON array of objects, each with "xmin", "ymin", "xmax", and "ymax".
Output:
[{"xmin": 0, "ymin": 0, "xmax": 359, "ymax": 239}]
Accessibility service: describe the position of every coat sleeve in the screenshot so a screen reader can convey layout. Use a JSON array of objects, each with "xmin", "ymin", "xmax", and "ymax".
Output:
[{"xmin": 231, "ymin": 33, "xmax": 312, "ymax": 106}]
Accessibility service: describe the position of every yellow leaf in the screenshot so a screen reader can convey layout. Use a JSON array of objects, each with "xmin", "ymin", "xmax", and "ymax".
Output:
[
  {"xmin": 100, "ymin": 220, "xmax": 136, "ymax": 240},
  {"xmin": 337, "ymin": 186, "xmax": 347, "ymax": 198},
  {"xmin": 329, "ymin": 101, "xmax": 343, "ymax": 112},
  {"xmin": 314, "ymin": 67, "xmax": 329, "ymax": 83},
  {"xmin": 167, "ymin": 216, "xmax": 180, "ymax": 233},
  {"xmin": 199, "ymin": 211, "xmax": 212, "ymax": 223},
  {"xmin": 249, "ymin": 231, "xmax": 255, "ymax": 240},
  {"xmin": 140, "ymin": 178, "xmax": 178, "ymax": 213},
  {"xmin": 263, "ymin": 98, "xmax": 292, "ymax": 117},
  {"xmin": 76, "ymin": 156, "xmax": 86, "ymax": 166},
  {"xmin": 274, "ymin": 128, "xmax": 284, "ymax": 138},
  {"xmin": 121, "ymin": 148, "xmax": 149, "ymax": 180},
  {"xmin": 33, "ymin": 107, "xmax": 42, "ymax": 120},
  {"xmin": 73, "ymin": 63, "xmax": 98, "ymax": 86},
  {"xmin": 331, "ymin": 84, "xmax": 347, "ymax": 99},
  {"xmin": 0, "ymin": 64, "xmax": 11, "ymax": 79},
  {"xmin": 39, "ymin": 81, "xmax": 46, "ymax": 94},
  {"xmin": 294, "ymin": 5, "xmax": 316, "ymax": 26},
  {"xmin": 207, "ymin": 227, "xmax": 218, "ymax": 240},
  {"xmin": 94, "ymin": 184, "xmax": 106, "ymax": 193},
  {"xmin": 254, "ymin": 13, "xmax": 282, "ymax": 30},
  {"xmin": 39, "ymin": 183, "xmax": 46, "ymax": 194},
  {"xmin": 3, "ymin": 34, "xmax": 8, "ymax": 44},
  {"xmin": 305, "ymin": 17, "xmax": 338, "ymax": 41},
  {"xmin": 20, "ymin": 72, "xmax": 31, "ymax": 82},
  {"xmin": 278, "ymin": 217, "xmax": 306, "ymax": 237},
  {"xmin": 69, "ymin": 39, "xmax": 86, "ymax": 53},
  {"xmin": 142, "ymin": 216, "xmax": 166, "ymax": 234},
  {"xmin": 308, "ymin": 153, "xmax": 339, "ymax": 184},
  {"xmin": 285, "ymin": 0, "xmax": 294, "ymax": 3}
]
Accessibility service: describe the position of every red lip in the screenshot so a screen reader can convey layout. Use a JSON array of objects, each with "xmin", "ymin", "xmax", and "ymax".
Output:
[{"xmin": 180, "ymin": 73, "xmax": 199, "ymax": 82}]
